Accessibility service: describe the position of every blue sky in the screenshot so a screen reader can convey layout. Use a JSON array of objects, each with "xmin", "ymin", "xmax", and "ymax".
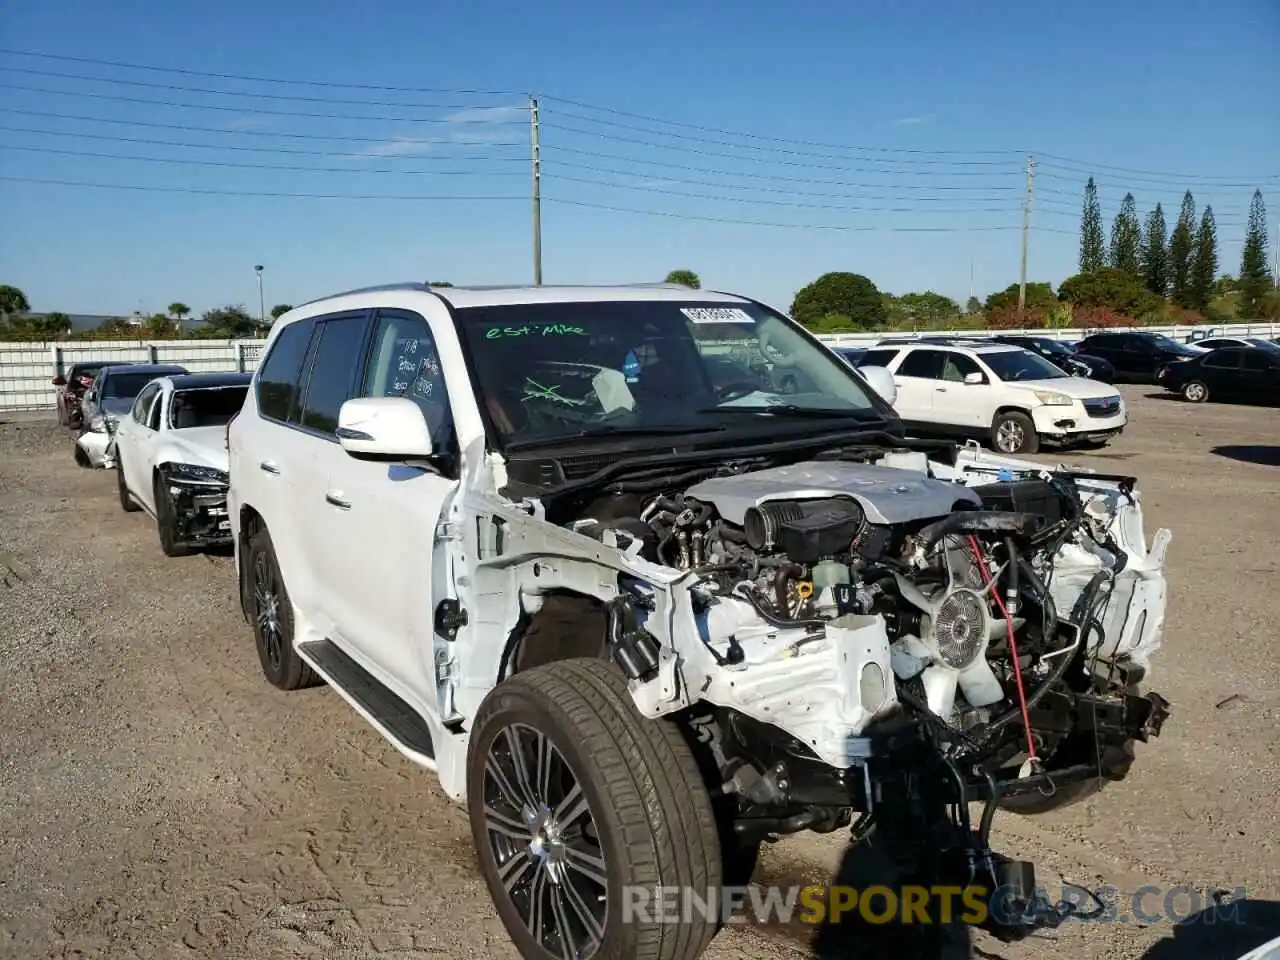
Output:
[{"xmin": 1, "ymin": 0, "xmax": 1277, "ymax": 320}]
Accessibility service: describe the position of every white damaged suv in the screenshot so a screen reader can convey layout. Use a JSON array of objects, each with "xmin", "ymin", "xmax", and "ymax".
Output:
[{"xmin": 228, "ymin": 284, "xmax": 1171, "ymax": 959}]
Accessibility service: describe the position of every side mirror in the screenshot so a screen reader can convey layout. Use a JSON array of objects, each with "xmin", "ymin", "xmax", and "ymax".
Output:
[
  {"xmin": 858, "ymin": 365, "xmax": 897, "ymax": 406},
  {"xmin": 963, "ymin": 371, "xmax": 984, "ymax": 385},
  {"xmin": 52, "ymin": 375, "xmax": 67, "ymax": 386},
  {"xmin": 336, "ymin": 397, "xmax": 434, "ymax": 460}
]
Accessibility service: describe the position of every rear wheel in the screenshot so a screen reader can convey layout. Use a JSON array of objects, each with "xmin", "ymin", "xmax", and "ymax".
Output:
[
  {"xmin": 1181, "ymin": 380, "xmax": 1209, "ymax": 403},
  {"xmin": 991, "ymin": 411, "xmax": 1039, "ymax": 455},
  {"xmin": 467, "ymin": 659, "xmax": 722, "ymax": 960},
  {"xmin": 117, "ymin": 457, "xmax": 141, "ymax": 512}
]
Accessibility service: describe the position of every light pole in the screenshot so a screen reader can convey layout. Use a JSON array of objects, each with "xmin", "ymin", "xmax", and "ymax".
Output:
[{"xmin": 254, "ymin": 264, "xmax": 265, "ymax": 333}]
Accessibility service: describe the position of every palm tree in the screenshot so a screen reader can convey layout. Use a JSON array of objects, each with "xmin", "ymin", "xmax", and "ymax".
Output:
[{"xmin": 168, "ymin": 302, "xmax": 190, "ymax": 335}]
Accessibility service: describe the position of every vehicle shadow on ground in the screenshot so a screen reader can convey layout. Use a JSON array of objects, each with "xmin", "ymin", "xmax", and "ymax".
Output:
[
  {"xmin": 1139, "ymin": 897, "xmax": 1280, "ymax": 960},
  {"xmin": 1143, "ymin": 393, "xmax": 1280, "ymax": 409},
  {"xmin": 1210, "ymin": 445, "xmax": 1280, "ymax": 467},
  {"xmin": 744, "ymin": 836, "xmax": 974, "ymax": 959}
]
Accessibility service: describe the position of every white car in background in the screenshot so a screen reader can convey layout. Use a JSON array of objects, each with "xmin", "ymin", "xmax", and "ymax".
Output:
[
  {"xmin": 854, "ymin": 339, "xmax": 1126, "ymax": 454},
  {"xmin": 113, "ymin": 372, "xmax": 251, "ymax": 556}
]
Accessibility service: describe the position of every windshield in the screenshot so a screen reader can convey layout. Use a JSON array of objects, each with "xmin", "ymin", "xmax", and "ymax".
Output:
[
  {"xmin": 1030, "ymin": 338, "xmax": 1073, "ymax": 356},
  {"xmin": 169, "ymin": 386, "xmax": 248, "ymax": 429},
  {"xmin": 455, "ymin": 300, "xmax": 883, "ymax": 446},
  {"xmin": 982, "ymin": 349, "xmax": 1070, "ymax": 382},
  {"xmin": 101, "ymin": 371, "xmax": 163, "ymax": 401}
]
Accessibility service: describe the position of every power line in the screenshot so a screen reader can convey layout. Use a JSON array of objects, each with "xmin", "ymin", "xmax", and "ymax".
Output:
[
  {"xmin": 0, "ymin": 143, "xmax": 526, "ymax": 178},
  {"xmin": 545, "ymin": 158, "xmax": 1021, "ymax": 202},
  {"xmin": 541, "ymin": 117, "xmax": 1017, "ymax": 167},
  {"xmin": 547, "ymin": 171, "xmax": 1021, "ymax": 214},
  {"xmin": 0, "ymin": 107, "xmax": 524, "ymax": 146},
  {"xmin": 1036, "ymin": 152, "xmax": 1279, "ymax": 185},
  {"xmin": 0, "ymin": 47, "xmax": 521, "ymax": 96},
  {"xmin": 0, "ymin": 173, "xmax": 526, "ymax": 202},
  {"xmin": 539, "ymin": 94, "xmax": 1016, "ymax": 157},
  {"xmin": 1037, "ymin": 163, "xmax": 1275, "ymax": 191},
  {"xmin": 542, "ymin": 103, "xmax": 1016, "ymax": 165},
  {"xmin": 542, "ymin": 195, "xmax": 1071, "ymax": 233},
  {"xmin": 0, "ymin": 65, "xmax": 513, "ymax": 112},
  {"xmin": 541, "ymin": 125, "xmax": 1022, "ymax": 177},
  {"xmin": 542, "ymin": 143, "xmax": 1022, "ymax": 189},
  {"xmin": 0, "ymin": 81, "xmax": 526, "ymax": 126},
  {"xmin": 0, "ymin": 124, "xmax": 528, "ymax": 161}
]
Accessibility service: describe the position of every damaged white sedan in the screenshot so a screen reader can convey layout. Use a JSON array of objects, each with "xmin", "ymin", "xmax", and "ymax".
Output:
[{"xmin": 227, "ymin": 284, "xmax": 1171, "ymax": 960}]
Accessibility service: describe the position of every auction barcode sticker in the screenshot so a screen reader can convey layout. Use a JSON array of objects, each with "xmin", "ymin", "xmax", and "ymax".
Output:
[{"xmin": 681, "ymin": 307, "xmax": 754, "ymax": 324}]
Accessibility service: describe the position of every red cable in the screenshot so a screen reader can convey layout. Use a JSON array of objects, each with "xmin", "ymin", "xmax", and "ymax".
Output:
[{"xmin": 968, "ymin": 534, "xmax": 1039, "ymax": 764}]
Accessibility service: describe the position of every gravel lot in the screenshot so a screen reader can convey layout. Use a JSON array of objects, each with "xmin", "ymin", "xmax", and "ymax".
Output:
[{"xmin": 2, "ymin": 387, "xmax": 1278, "ymax": 960}]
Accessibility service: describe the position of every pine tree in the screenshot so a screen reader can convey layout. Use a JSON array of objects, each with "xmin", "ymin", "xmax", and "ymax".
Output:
[
  {"xmin": 1080, "ymin": 178, "xmax": 1105, "ymax": 272},
  {"xmin": 1238, "ymin": 190, "xmax": 1271, "ymax": 317},
  {"xmin": 1140, "ymin": 203, "xmax": 1169, "ymax": 298},
  {"xmin": 1109, "ymin": 193, "xmax": 1142, "ymax": 278},
  {"xmin": 1170, "ymin": 191, "xmax": 1196, "ymax": 307},
  {"xmin": 1189, "ymin": 206, "xmax": 1218, "ymax": 311}
]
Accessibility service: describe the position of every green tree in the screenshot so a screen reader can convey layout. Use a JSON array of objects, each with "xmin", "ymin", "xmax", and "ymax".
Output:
[
  {"xmin": 1189, "ymin": 207, "xmax": 1218, "ymax": 311},
  {"xmin": 889, "ymin": 291, "xmax": 960, "ymax": 330},
  {"xmin": 270, "ymin": 303, "xmax": 293, "ymax": 321},
  {"xmin": 1058, "ymin": 267, "xmax": 1162, "ymax": 318},
  {"xmin": 1170, "ymin": 191, "xmax": 1196, "ymax": 307},
  {"xmin": 167, "ymin": 302, "xmax": 190, "ymax": 322},
  {"xmin": 984, "ymin": 282, "xmax": 1056, "ymax": 314},
  {"xmin": 427, "ymin": 280, "xmax": 453, "ymax": 287},
  {"xmin": 1080, "ymin": 178, "xmax": 1105, "ymax": 272},
  {"xmin": 1140, "ymin": 203, "xmax": 1169, "ymax": 298},
  {"xmin": 0, "ymin": 284, "xmax": 30, "ymax": 323},
  {"xmin": 664, "ymin": 269, "xmax": 701, "ymax": 289},
  {"xmin": 1239, "ymin": 190, "xmax": 1272, "ymax": 318},
  {"xmin": 200, "ymin": 304, "xmax": 257, "ymax": 338},
  {"xmin": 1108, "ymin": 193, "xmax": 1142, "ymax": 278},
  {"xmin": 791, "ymin": 273, "xmax": 887, "ymax": 330},
  {"xmin": 965, "ymin": 296, "xmax": 982, "ymax": 315}
]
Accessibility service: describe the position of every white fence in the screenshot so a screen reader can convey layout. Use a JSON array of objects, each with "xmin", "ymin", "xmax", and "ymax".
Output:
[
  {"xmin": 2, "ymin": 320, "xmax": 1277, "ymax": 413},
  {"xmin": 0, "ymin": 339, "xmax": 267, "ymax": 413}
]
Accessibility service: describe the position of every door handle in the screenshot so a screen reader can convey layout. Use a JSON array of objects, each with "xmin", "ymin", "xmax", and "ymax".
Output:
[
  {"xmin": 325, "ymin": 492, "xmax": 351, "ymax": 510},
  {"xmin": 935, "ymin": 387, "xmax": 947, "ymax": 392},
  {"xmin": 259, "ymin": 460, "xmax": 280, "ymax": 475}
]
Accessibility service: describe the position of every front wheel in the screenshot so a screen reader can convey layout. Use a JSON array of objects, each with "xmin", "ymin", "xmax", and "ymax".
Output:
[
  {"xmin": 1181, "ymin": 380, "xmax": 1209, "ymax": 403},
  {"xmin": 467, "ymin": 659, "xmax": 723, "ymax": 960},
  {"xmin": 991, "ymin": 411, "xmax": 1039, "ymax": 455},
  {"xmin": 154, "ymin": 475, "xmax": 192, "ymax": 557},
  {"xmin": 246, "ymin": 525, "xmax": 319, "ymax": 690}
]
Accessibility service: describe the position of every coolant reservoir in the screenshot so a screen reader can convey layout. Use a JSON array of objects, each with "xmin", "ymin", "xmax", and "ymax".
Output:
[{"xmin": 812, "ymin": 560, "xmax": 851, "ymax": 589}]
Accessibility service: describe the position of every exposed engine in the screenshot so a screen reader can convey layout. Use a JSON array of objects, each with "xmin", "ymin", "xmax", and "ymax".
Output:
[{"xmin": 561, "ymin": 447, "xmax": 1171, "ymax": 939}]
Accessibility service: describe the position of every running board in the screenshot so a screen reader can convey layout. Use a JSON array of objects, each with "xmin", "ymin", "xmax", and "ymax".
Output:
[{"xmin": 296, "ymin": 639, "xmax": 436, "ymax": 762}]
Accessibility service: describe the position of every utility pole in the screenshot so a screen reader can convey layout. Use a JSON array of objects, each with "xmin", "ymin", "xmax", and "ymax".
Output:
[
  {"xmin": 1017, "ymin": 155, "xmax": 1035, "ymax": 326},
  {"xmin": 530, "ymin": 96, "xmax": 542, "ymax": 286},
  {"xmin": 254, "ymin": 264, "xmax": 265, "ymax": 332}
]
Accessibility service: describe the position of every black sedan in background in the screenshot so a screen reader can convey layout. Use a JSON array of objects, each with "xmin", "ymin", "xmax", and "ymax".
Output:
[
  {"xmin": 987, "ymin": 335, "xmax": 1116, "ymax": 382},
  {"xmin": 1158, "ymin": 344, "xmax": 1280, "ymax": 404},
  {"xmin": 1075, "ymin": 331, "xmax": 1204, "ymax": 384}
]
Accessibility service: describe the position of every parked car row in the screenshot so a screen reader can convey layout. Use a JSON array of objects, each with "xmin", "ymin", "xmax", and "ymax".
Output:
[
  {"xmin": 51, "ymin": 283, "xmax": 1179, "ymax": 960},
  {"xmin": 58, "ymin": 362, "xmax": 248, "ymax": 555}
]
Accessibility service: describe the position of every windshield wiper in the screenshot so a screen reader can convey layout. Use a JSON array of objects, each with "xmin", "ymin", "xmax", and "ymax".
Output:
[
  {"xmin": 505, "ymin": 423, "xmax": 726, "ymax": 449},
  {"xmin": 698, "ymin": 404, "xmax": 879, "ymax": 419}
]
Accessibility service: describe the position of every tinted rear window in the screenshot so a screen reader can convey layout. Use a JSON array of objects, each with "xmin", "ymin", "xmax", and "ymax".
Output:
[{"xmin": 256, "ymin": 320, "xmax": 315, "ymax": 422}]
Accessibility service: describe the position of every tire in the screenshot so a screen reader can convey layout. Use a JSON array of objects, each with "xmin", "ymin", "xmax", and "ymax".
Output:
[
  {"xmin": 246, "ymin": 525, "xmax": 319, "ymax": 690},
  {"xmin": 154, "ymin": 475, "xmax": 192, "ymax": 557},
  {"xmin": 117, "ymin": 457, "xmax": 141, "ymax": 512},
  {"xmin": 467, "ymin": 658, "xmax": 722, "ymax": 960},
  {"xmin": 991, "ymin": 411, "xmax": 1039, "ymax": 455},
  {"xmin": 1181, "ymin": 380, "xmax": 1209, "ymax": 403}
]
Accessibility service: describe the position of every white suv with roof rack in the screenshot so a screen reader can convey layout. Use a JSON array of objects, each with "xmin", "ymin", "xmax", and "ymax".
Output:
[{"xmin": 855, "ymin": 339, "xmax": 1125, "ymax": 454}]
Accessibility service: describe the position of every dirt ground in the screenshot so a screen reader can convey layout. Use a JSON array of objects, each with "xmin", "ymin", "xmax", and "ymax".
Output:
[{"xmin": 1, "ymin": 387, "xmax": 1278, "ymax": 960}]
